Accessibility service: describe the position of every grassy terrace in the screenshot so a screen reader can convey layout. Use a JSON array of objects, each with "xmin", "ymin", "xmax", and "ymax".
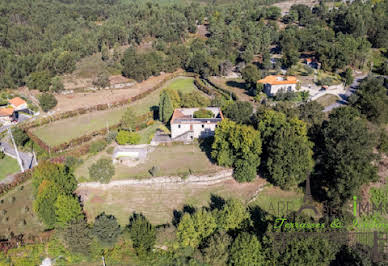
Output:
[
  {"xmin": 0, "ymin": 181, "xmax": 44, "ymax": 237},
  {"xmin": 79, "ymin": 178, "xmax": 263, "ymax": 226},
  {"xmin": 75, "ymin": 143, "xmax": 222, "ymax": 181},
  {"xmin": 315, "ymin": 94, "xmax": 340, "ymax": 107},
  {"xmin": 31, "ymin": 77, "xmax": 198, "ymax": 147},
  {"xmin": 0, "ymin": 156, "xmax": 20, "ymax": 180}
]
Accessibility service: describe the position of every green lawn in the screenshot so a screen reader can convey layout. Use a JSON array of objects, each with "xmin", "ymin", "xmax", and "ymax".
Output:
[
  {"xmin": 75, "ymin": 143, "xmax": 223, "ymax": 181},
  {"xmin": 32, "ymin": 85, "xmax": 163, "ymax": 147},
  {"xmin": 164, "ymin": 77, "xmax": 197, "ymax": 94},
  {"xmin": 31, "ymin": 76, "xmax": 202, "ymax": 147},
  {"xmin": 249, "ymin": 186, "xmax": 305, "ymax": 217},
  {"xmin": 0, "ymin": 155, "xmax": 20, "ymax": 180},
  {"xmin": 0, "ymin": 181, "xmax": 45, "ymax": 237}
]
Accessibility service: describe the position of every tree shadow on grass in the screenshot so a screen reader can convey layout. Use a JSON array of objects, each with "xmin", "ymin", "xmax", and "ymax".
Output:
[
  {"xmin": 172, "ymin": 204, "xmax": 196, "ymax": 227},
  {"xmin": 226, "ymin": 80, "xmax": 247, "ymax": 90},
  {"xmin": 198, "ymin": 137, "xmax": 216, "ymax": 163}
]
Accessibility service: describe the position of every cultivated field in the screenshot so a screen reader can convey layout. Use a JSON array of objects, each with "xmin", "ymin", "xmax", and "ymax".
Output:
[
  {"xmin": 75, "ymin": 143, "xmax": 223, "ymax": 181},
  {"xmin": 0, "ymin": 181, "xmax": 44, "ymax": 238},
  {"xmin": 0, "ymin": 156, "xmax": 20, "ymax": 180},
  {"xmin": 77, "ymin": 177, "xmax": 265, "ymax": 225}
]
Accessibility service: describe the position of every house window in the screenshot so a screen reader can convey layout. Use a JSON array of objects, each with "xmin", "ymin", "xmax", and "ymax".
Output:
[
  {"xmin": 178, "ymin": 124, "xmax": 181, "ymax": 128},
  {"xmin": 288, "ymin": 86, "xmax": 292, "ymax": 91},
  {"xmin": 202, "ymin": 125, "xmax": 204, "ymax": 128}
]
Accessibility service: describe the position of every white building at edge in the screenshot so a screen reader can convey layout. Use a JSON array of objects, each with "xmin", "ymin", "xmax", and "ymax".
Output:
[
  {"xmin": 257, "ymin": 75, "xmax": 299, "ymax": 96},
  {"xmin": 170, "ymin": 107, "xmax": 224, "ymax": 141}
]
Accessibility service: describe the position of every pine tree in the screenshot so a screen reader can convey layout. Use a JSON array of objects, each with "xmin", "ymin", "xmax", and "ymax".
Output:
[{"xmin": 159, "ymin": 91, "xmax": 174, "ymax": 123}]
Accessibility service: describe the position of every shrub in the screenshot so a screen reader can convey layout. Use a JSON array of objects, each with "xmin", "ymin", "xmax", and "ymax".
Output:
[
  {"xmin": 105, "ymin": 131, "xmax": 118, "ymax": 144},
  {"xmin": 116, "ymin": 130, "xmax": 140, "ymax": 145},
  {"xmin": 89, "ymin": 140, "xmax": 107, "ymax": 154},
  {"xmin": 38, "ymin": 93, "xmax": 57, "ymax": 112},
  {"xmin": 149, "ymin": 166, "xmax": 159, "ymax": 177},
  {"xmin": 65, "ymin": 156, "xmax": 83, "ymax": 170},
  {"xmin": 0, "ymin": 151, "xmax": 4, "ymax": 160},
  {"xmin": 88, "ymin": 158, "xmax": 115, "ymax": 183},
  {"xmin": 11, "ymin": 127, "xmax": 29, "ymax": 147},
  {"xmin": 106, "ymin": 146, "xmax": 114, "ymax": 155},
  {"xmin": 193, "ymin": 108, "xmax": 214, "ymax": 118}
]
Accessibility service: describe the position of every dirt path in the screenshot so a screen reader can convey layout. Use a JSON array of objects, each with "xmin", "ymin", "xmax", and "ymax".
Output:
[{"xmin": 77, "ymin": 170, "xmax": 234, "ymax": 190}]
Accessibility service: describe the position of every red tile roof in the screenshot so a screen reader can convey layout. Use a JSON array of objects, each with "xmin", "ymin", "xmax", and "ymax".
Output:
[
  {"xmin": 0, "ymin": 107, "xmax": 14, "ymax": 116},
  {"xmin": 8, "ymin": 97, "xmax": 26, "ymax": 108},
  {"xmin": 258, "ymin": 75, "xmax": 298, "ymax": 85}
]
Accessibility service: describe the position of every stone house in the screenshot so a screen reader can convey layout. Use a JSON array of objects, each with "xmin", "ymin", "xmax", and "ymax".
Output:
[{"xmin": 170, "ymin": 107, "xmax": 223, "ymax": 142}]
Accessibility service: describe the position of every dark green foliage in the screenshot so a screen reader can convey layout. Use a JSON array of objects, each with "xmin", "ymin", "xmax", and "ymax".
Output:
[
  {"xmin": 26, "ymin": 71, "xmax": 52, "ymax": 92},
  {"xmin": 0, "ymin": 151, "xmax": 4, "ymax": 160},
  {"xmin": 128, "ymin": 213, "xmax": 156, "ymax": 255},
  {"xmin": 341, "ymin": 68, "xmax": 354, "ymax": 87},
  {"xmin": 11, "ymin": 127, "xmax": 29, "ymax": 147},
  {"xmin": 212, "ymin": 119, "xmax": 262, "ymax": 182},
  {"xmin": 351, "ymin": 76, "xmax": 388, "ymax": 124},
  {"xmin": 241, "ymin": 64, "xmax": 261, "ymax": 90},
  {"xmin": 298, "ymin": 101, "xmax": 324, "ymax": 127},
  {"xmin": 38, "ymin": 93, "xmax": 57, "ymax": 112},
  {"xmin": 92, "ymin": 72, "xmax": 110, "ymax": 89},
  {"xmin": 319, "ymin": 107, "xmax": 378, "ymax": 205},
  {"xmin": 50, "ymin": 76, "xmax": 64, "ymax": 92},
  {"xmin": 274, "ymin": 89, "xmax": 298, "ymax": 101},
  {"xmin": 332, "ymin": 244, "xmax": 374, "ymax": 266},
  {"xmin": 62, "ymin": 218, "xmax": 93, "ymax": 255},
  {"xmin": 93, "ymin": 212, "xmax": 121, "ymax": 247},
  {"xmin": 88, "ymin": 158, "xmax": 115, "ymax": 184},
  {"xmin": 222, "ymin": 101, "xmax": 253, "ymax": 124},
  {"xmin": 229, "ymin": 232, "xmax": 265, "ymax": 265},
  {"xmin": 159, "ymin": 91, "xmax": 174, "ymax": 123},
  {"xmin": 193, "ymin": 108, "xmax": 213, "ymax": 118},
  {"xmin": 201, "ymin": 231, "xmax": 231, "ymax": 266},
  {"xmin": 378, "ymin": 131, "xmax": 388, "ymax": 154}
]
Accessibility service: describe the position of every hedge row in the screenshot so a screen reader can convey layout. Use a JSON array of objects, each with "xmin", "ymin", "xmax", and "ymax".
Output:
[
  {"xmin": 0, "ymin": 170, "xmax": 32, "ymax": 197},
  {"xmin": 205, "ymin": 78, "xmax": 239, "ymax": 101},
  {"xmin": 194, "ymin": 76, "xmax": 221, "ymax": 97},
  {"xmin": 22, "ymin": 70, "xmax": 185, "ymax": 131},
  {"xmin": 24, "ymin": 71, "xmax": 192, "ymax": 153}
]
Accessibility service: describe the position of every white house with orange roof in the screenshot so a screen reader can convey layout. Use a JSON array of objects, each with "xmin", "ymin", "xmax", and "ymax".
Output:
[
  {"xmin": 258, "ymin": 75, "xmax": 299, "ymax": 96},
  {"xmin": 170, "ymin": 107, "xmax": 223, "ymax": 142},
  {"xmin": 0, "ymin": 107, "xmax": 15, "ymax": 124},
  {"xmin": 8, "ymin": 97, "xmax": 27, "ymax": 111}
]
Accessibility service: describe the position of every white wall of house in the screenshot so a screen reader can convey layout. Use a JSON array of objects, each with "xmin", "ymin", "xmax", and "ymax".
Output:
[
  {"xmin": 171, "ymin": 122, "xmax": 217, "ymax": 139},
  {"xmin": 265, "ymin": 83, "xmax": 297, "ymax": 96},
  {"xmin": 11, "ymin": 103, "xmax": 28, "ymax": 111}
]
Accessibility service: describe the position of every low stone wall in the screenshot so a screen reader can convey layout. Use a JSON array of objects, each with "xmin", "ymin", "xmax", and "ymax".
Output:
[{"xmin": 78, "ymin": 169, "xmax": 233, "ymax": 189}]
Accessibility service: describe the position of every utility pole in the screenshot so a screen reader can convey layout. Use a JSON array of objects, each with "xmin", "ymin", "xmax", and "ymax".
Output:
[{"xmin": 8, "ymin": 128, "xmax": 24, "ymax": 172}]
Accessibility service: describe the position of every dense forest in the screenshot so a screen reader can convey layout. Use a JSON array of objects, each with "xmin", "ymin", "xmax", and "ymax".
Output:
[{"xmin": 1, "ymin": 0, "xmax": 387, "ymax": 89}]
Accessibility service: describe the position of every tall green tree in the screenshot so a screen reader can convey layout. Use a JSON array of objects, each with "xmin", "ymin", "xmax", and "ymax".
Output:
[
  {"xmin": 229, "ymin": 232, "xmax": 265, "ymax": 266},
  {"xmin": 159, "ymin": 91, "xmax": 174, "ymax": 123},
  {"xmin": 54, "ymin": 194, "xmax": 83, "ymax": 228},
  {"xmin": 201, "ymin": 231, "xmax": 232, "ymax": 266},
  {"xmin": 319, "ymin": 107, "xmax": 378, "ymax": 205},
  {"xmin": 92, "ymin": 212, "xmax": 121, "ymax": 247},
  {"xmin": 33, "ymin": 180, "xmax": 61, "ymax": 229},
  {"xmin": 266, "ymin": 118, "xmax": 314, "ymax": 189},
  {"xmin": 62, "ymin": 218, "xmax": 93, "ymax": 255},
  {"xmin": 128, "ymin": 213, "xmax": 156, "ymax": 255}
]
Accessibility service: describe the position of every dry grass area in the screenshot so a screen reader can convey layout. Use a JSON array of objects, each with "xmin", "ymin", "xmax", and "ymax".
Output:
[
  {"xmin": 0, "ymin": 181, "xmax": 44, "ymax": 238},
  {"xmin": 209, "ymin": 76, "xmax": 254, "ymax": 102},
  {"xmin": 314, "ymin": 94, "xmax": 340, "ymax": 107},
  {"xmin": 77, "ymin": 178, "xmax": 265, "ymax": 226},
  {"xmin": 75, "ymin": 143, "xmax": 224, "ymax": 181},
  {"xmin": 54, "ymin": 72, "xmax": 176, "ymax": 113}
]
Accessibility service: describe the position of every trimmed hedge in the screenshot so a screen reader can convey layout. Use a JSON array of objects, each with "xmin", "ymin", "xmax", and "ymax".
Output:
[
  {"xmin": 23, "ymin": 70, "xmax": 191, "ymax": 153},
  {"xmin": 0, "ymin": 170, "xmax": 32, "ymax": 197}
]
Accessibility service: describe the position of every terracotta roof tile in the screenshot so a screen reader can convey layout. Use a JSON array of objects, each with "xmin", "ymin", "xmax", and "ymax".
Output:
[
  {"xmin": 0, "ymin": 107, "xmax": 14, "ymax": 116},
  {"xmin": 258, "ymin": 75, "xmax": 298, "ymax": 85},
  {"xmin": 8, "ymin": 97, "xmax": 26, "ymax": 107}
]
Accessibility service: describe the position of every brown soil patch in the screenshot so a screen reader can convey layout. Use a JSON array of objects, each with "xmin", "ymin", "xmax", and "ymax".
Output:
[{"xmin": 53, "ymin": 71, "xmax": 180, "ymax": 113}]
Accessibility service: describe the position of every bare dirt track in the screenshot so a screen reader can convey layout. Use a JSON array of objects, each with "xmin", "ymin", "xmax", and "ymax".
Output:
[{"xmin": 53, "ymin": 72, "xmax": 176, "ymax": 113}]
